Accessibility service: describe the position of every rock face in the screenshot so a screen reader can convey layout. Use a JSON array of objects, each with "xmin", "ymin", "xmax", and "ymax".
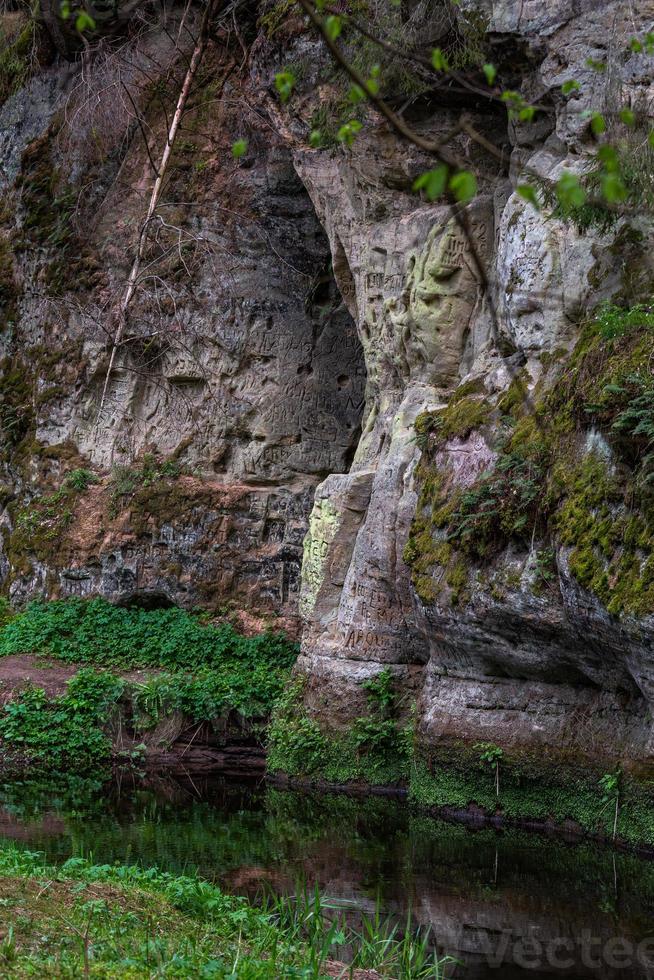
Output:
[
  {"xmin": 0, "ymin": 23, "xmax": 364, "ymax": 632},
  {"xmin": 3, "ymin": 0, "xmax": 654, "ymax": 766},
  {"xmin": 289, "ymin": 0, "xmax": 654, "ymax": 770}
]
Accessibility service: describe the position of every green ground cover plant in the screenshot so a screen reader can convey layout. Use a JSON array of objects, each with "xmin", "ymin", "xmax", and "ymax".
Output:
[
  {"xmin": 268, "ymin": 674, "xmax": 413, "ymax": 787},
  {"xmin": 0, "ymin": 842, "xmax": 452, "ymax": 978},
  {"xmin": 0, "ymin": 597, "xmax": 299, "ymax": 778},
  {"xmin": 0, "ymin": 596, "xmax": 296, "ymax": 671}
]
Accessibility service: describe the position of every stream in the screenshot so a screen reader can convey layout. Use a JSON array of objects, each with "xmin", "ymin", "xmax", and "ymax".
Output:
[{"xmin": 1, "ymin": 775, "xmax": 654, "ymax": 979}]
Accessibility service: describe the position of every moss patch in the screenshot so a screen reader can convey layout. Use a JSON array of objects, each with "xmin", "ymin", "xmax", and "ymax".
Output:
[
  {"xmin": 16, "ymin": 131, "xmax": 100, "ymax": 297},
  {"xmin": 269, "ymin": 687, "xmax": 654, "ymax": 848},
  {"xmin": 411, "ymin": 741, "xmax": 654, "ymax": 848},
  {"xmin": 0, "ymin": 10, "xmax": 39, "ymax": 107},
  {"xmin": 406, "ymin": 303, "xmax": 654, "ymax": 617},
  {"xmin": 415, "ymin": 392, "xmax": 491, "ymax": 450}
]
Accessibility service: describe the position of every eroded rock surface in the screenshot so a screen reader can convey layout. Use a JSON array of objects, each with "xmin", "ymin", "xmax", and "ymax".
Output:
[
  {"xmin": 288, "ymin": 0, "xmax": 654, "ymax": 768},
  {"xmin": 0, "ymin": 29, "xmax": 364, "ymax": 632}
]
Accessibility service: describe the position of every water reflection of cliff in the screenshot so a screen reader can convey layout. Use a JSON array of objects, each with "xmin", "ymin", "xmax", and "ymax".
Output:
[{"xmin": 1, "ymin": 778, "xmax": 653, "ymax": 978}]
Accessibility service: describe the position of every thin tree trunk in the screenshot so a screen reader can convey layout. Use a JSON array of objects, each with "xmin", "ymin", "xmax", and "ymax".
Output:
[{"xmin": 98, "ymin": 0, "xmax": 217, "ymax": 416}]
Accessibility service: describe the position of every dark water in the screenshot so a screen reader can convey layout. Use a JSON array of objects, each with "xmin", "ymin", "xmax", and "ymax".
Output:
[{"xmin": 1, "ymin": 774, "xmax": 654, "ymax": 979}]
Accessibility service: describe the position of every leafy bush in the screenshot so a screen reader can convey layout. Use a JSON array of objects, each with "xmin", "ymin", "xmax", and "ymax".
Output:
[
  {"xmin": 267, "ymin": 683, "xmax": 329, "ymax": 775},
  {"xmin": 444, "ymin": 446, "xmax": 547, "ymax": 558},
  {"xmin": 0, "ymin": 599, "xmax": 299, "ymax": 774},
  {"xmin": 0, "ymin": 597, "xmax": 297, "ymax": 672},
  {"xmin": 130, "ymin": 664, "xmax": 293, "ymax": 727},
  {"xmin": 0, "ymin": 669, "xmax": 123, "ymax": 775},
  {"xmin": 268, "ymin": 675, "xmax": 413, "ymax": 784},
  {"xmin": 0, "ymin": 597, "xmax": 13, "ymax": 629},
  {"xmin": 63, "ymin": 467, "xmax": 98, "ymax": 492}
]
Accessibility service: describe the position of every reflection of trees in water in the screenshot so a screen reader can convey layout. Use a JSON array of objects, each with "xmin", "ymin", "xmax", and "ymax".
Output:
[{"xmin": 2, "ymin": 777, "xmax": 654, "ymax": 974}]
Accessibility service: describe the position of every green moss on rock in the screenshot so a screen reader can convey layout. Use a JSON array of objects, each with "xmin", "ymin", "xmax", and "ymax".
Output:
[
  {"xmin": 17, "ymin": 132, "xmax": 100, "ymax": 297},
  {"xmin": 406, "ymin": 302, "xmax": 654, "ymax": 617},
  {"xmin": 415, "ymin": 394, "xmax": 490, "ymax": 451},
  {"xmin": 269, "ymin": 685, "xmax": 654, "ymax": 847},
  {"xmin": 0, "ymin": 11, "xmax": 37, "ymax": 107}
]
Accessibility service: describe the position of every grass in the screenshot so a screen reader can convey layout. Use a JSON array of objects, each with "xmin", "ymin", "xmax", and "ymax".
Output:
[
  {"xmin": 0, "ymin": 6, "xmax": 36, "ymax": 107},
  {"xmin": 0, "ymin": 842, "xmax": 453, "ymax": 978}
]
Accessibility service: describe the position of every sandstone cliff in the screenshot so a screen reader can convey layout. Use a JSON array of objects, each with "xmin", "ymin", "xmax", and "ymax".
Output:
[{"xmin": 2, "ymin": 0, "xmax": 654, "ymax": 796}]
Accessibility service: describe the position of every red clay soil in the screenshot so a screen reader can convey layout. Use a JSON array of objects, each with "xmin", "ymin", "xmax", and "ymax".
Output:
[
  {"xmin": 0, "ymin": 654, "xmax": 160, "ymax": 704},
  {"xmin": 0, "ymin": 654, "xmax": 78, "ymax": 702}
]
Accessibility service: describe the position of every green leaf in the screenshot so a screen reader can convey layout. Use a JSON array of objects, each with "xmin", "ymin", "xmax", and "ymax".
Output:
[
  {"xmin": 325, "ymin": 14, "xmax": 342, "ymax": 41},
  {"xmin": 601, "ymin": 172, "xmax": 627, "ymax": 204},
  {"xmin": 561, "ymin": 79, "xmax": 581, "ymax": 95},
  {"xmin": 630, "ymin": 37, "xmax": 644, "ymax": 53},
  {"xmin": 274, "ymin": 71, "xmax": 295, "ymax": 103},
  {"xmin": 231, "ymin": 139, "xmax": 248, "ymax": 159},
  {"xmin": 309, "ymin": 130, "xmax": 322, "ymax": 148},
  {"xmin": 483, "ymin": 63, "xmax": 496, "ymax": 85},
  {"xmin": 518, "ymin": 106, "xmax": 536, "ymax": 122},
  {"xmin": 337, "ymin": 119, "xmax": 362, "ymax": 147},
  {"xmin": 516, "ymin": 184, "xmax": 540, "ymax": 210},
  {"xmin": 585, "ymin": 57, "xmax": 606, "ymax": 71},
  {"xmin": 597, "ymin": 144, "xmax": 619, "ymax": 172},
  {"xmin": 59, "ymin": 0, "xmax": 71, "ymax": 19},
  {"xmin": 348, "ymin": 83, "xmax": 365, "ymax": 104},
  {"xmin": 501, "ymin": 90, "xmax": 520, "ymax": 104},
  {"xmin": 449, "ymin": 169, "xmax": 477, "ymax": 203},
  {"xmin": 619, "ymin": 107, "xmax": 636, "ymax": 127},
  {"xmin": 431, "ymin": 48, "xmax": 449, "ymax": 71},
  {"xmin": 648, "ymin": 130, "xmax": 654, "ymax": 149},
  {"xmin": 590, "ymin": 112, "xmax": 606, "ymax": 135},
  {"xmin": 555, "ymin": 172, "xmax": 586, "ymax": 209},
  {"xmin": 412, "ymin": 164, "xmax": 448, "ymax": 201},
  {"xmin": 75, "ymin": 10, "xmax": 95, "ymax": 31}
]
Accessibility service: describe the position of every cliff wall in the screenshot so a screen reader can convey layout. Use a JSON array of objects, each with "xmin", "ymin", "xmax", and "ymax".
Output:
[{"xmin": 3, "ymin": 0, "xmax": 654, "ymax": 781}]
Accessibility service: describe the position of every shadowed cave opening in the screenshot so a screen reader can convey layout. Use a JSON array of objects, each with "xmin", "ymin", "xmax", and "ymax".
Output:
[
  {"xmin": 115, "ymin": 590, "xmax": 177, "ymax": 611},
  {"xmin": 299, "ymin": 224, "xmax": 366, "ymax": 480}
]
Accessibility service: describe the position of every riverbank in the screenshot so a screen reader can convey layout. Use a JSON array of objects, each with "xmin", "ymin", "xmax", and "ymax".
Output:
[
  {"xmin": 0, "ymin": 838, "xmax": 449, "ymax": 978},
  {"xmin": 0, "ymin": 598, "xmax": 295, "ymax": 780},
  {"xmin": 0, "ymin": 653, "xmax": 268, "ymax": 777},
  {"xmin": 1, "ymin": 597, "xmax": 654, "ymax": 854},
  {"xmin": 3, "ymin": 776, "xmax": 654, "ymax": 978},
  {"xmin": 268, "ymin": 675, "xmax": 654, "ymax": 854}
]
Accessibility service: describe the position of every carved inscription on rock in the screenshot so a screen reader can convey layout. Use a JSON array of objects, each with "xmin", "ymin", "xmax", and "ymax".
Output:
[{"xmin": 389, "ymin": 211, "xmax": 492, "ymax": 386}]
